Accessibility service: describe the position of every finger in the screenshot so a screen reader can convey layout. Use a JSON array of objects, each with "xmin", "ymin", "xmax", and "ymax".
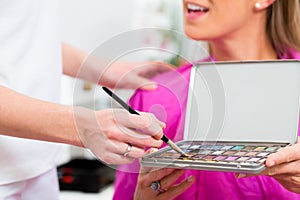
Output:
[
  {"xmin": 128, "ymin": 76, "xmax": 158, "ymax": 91},
  {"xmin": 105, "ymin": 140, "xmax": 145, "ymax": 159},
  {"xmin": 139, "ymin": 112, "xmax": 166, "ymax": 129},
  {"xmin": 110, "ymin": 127, "xmax": 163, "ymax": 148},
  {"xmin": 113, "ymin": 110, "xmax": 164, "ymax": 139},
  {"xmin": 266, "ymin": 143, "xmax": 300, "ymax": 167},
  {"xmin": 158, "ymin": 176, "xmax": 194, "ymax": 200},
  {"xmin": 160, "ymin": 170, "xmax": 185, "ymax": 190},
  {"xmin": 262, "ymin": 160, "xmax": 300, "ymax": 176},
  {"xmin": 142, "ymin": 168, "xmax": 176, "ymax": 186},
  {"xmin": 93, "ymin": 151, "xmax": 134, "ymax": 165}
]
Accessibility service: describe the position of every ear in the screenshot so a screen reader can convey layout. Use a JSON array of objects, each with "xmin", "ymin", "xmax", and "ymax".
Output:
[{"xmin": 254, "ymin": 0, "xmax": 276, "ymax": 11}]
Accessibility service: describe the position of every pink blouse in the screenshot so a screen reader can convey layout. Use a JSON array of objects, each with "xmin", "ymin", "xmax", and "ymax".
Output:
[{"xmin": 113, "ymin": 51, "xmax": 300, "ymax": 200}]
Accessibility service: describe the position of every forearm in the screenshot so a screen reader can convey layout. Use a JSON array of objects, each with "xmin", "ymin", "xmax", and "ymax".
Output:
[
  {"xmin": 0, "ymin": 86, "xmax": 83, "ymax": 147},
  {"xmin": 62, "ymin": 43, "xmax": 102, "ymax": 84}
]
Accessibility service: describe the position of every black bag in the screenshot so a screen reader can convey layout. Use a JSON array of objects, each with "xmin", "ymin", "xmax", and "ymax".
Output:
[{"xmin": 57, "ymin": 158, "xmax": 115, "ymax": 193}]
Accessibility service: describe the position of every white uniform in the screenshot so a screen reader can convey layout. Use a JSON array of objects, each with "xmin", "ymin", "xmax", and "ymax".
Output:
[{"xmin": 0, "ymin": 0, "xmax": 62, "ymax": 199}]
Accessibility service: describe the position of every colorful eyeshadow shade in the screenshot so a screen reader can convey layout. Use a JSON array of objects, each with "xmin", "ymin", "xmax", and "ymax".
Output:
[
  {"xmin": 225, "ymin": 156, "xmax": 238, "ymax": 161},
  {"xmin": 189, "ymin": 145, "xmax": 201, "ymax": 150},
  {"xmin": 198, "ymin": 150, "xmax": 212, "ymax": 155},
  {"xmin": 221, "ymin": 146, "xmax": 233, "ymax": 150},
  {"xmin": 189, "ymin": 149, "xmax": 200, "ymax": 154},
  {"xmin": 214, "ymin": 156, "xmax": 227, "ymax": 161},
  {"xmin": 200, "ymin": 145, "xmax": 212, "ymax": 149},
  {"xmin": 247, "ymin": 157, "xmax": 260, "ymax": 162},
  {"xmin": 212, "ymin": 151, "xmax": 224, "ymax": 155},
  {"xmin": 203, "ymin": 155, "xmax": 215, "ymax": 160},
  {"xmin": 257, "ymin": 152, "xmax": 269, "ymax": 157},
  {"xmin": 245, "ymin": 152, "xmax": 257, "ymax": 156},
  {"xmin": 192, "ymin": 155, "xmax": 205, "ymax": 159},
  {"xmin": 254, "ymin": 147, "xmax": 266, "ymax": 151},
  {"xmin": 183, "ymin": 149, "xmax": 194, "ymax": 153},
  {"xmin": 265, "ymin": 147, "xmax": 278, "ymax": 151},
  {"xmin": 224, "ymin": 151, "xmax": 236, "ymax": 155},
  {"xmin": 234, "ymin": 152, "xmax": 247, "ymax": 156},
  {"xmin": 237, "ymin": 157, "xmax": 249, "ymax": 161},
  {"xmin": 231, "ymin": 146, "xmax": 244, "ymax": 150},
  {"xmin": 212, "ymin": 146, "xmax": 222, "ymax": 150},
  {"xmin": 242, "ymin": 146, "xmax": 257, "ymax": 151}
]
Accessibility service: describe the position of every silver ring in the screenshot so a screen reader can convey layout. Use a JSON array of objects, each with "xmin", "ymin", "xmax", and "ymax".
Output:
[
  {"xmin": 150, "ymin": 181, "xmax": 165, "ymax": 192},
  {"xmin": 123, "ymin": 143, "xmax": 132, "ymax": 157}
]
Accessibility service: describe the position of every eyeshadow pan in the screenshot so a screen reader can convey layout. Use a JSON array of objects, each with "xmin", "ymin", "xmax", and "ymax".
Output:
[
  {"xmin": 224, "ymin": 151, "xmax": 236, "ymax": 155},
  {"xmin": 192, "ymin": 154, "xmax": 205, "ymax": 159},
  {"xmin": 189, "ymin": 149, "xmax": 200, "ymax": 154},
  {"xmin": 234, "ymin": 151, "xmax": 247, "ymax": 156},
  {"xmin": 221, "ymin": 146, "xmax": 233, "ymax": 150},
  {"xmin": 198, "ymin": 150, "xmax": 212, "ymax": 155},
  {"xmin": 245, "ymin": 152, "xmax": 257, "ymax": 156},
  {"xmin": 254, "ymin": 146, "xmax": 266, "ymax": 151},
  {"xmin": 231, "ymin": 146, "xmax": 244, "ymax": 151},
  {"xmin": 179, "ymin": 144, "xmax": 191, "ymax": 149},
  {"xmin": 242, "ymin": 146, "xmax": 257, "ymax": 151},
  {"xmin": 257, "ymin": 152, "xmax": 269, "ymax": 157},
  {"xmin": 214, "ymin": 156, "xmax": 227, "ymax": 161},
  {"xmin": 237, "ymin": 157, "xmax": 249, "ymax": 162},
  {"xmin": 247, "ymin": 157, "xmax": 261, "ymax": 162},
  {"xmin": 212, "ymin": 150, "xmax": 224, "ymax": 155},
  {"xmin": 189, "ymin": 145, "xmax": 201, "ymax": 150},
  {"xmin": 265, "ymin": 147, "xmax": 278, "ymax": 152},
  {"xmin": 225, "ymin": 156, "xmax": 238, "ymax": 161},
  {"xmin": 211, "ymin": 146, "xmax": 222, "ymax": 150},
  {"xmin": 200, "ymin": 145, "xmax": 212, "ymax": 150},
  {"xmin": 203, "ymin": 155, "xmax": 215, "ymax": 160}
]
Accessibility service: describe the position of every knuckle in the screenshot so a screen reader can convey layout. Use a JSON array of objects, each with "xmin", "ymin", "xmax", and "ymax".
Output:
[{"xmin": 102, "ymin": 128, "xmax": 114, "ymax": 139}]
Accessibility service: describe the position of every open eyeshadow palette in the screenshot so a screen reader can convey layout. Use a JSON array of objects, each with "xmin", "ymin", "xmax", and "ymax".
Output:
[
  {"xmin": 142, "ymin": 140, "xmax": 287, "ymax": 173},
  {"xmin": 142, "ymin": 60, "xmax": 300, "ymax": 173}
]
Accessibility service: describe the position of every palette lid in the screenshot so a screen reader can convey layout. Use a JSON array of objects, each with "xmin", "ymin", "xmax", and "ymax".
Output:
[{"xmin": 184, "ymin": 60, "xmax": 300, "ymax": 144}]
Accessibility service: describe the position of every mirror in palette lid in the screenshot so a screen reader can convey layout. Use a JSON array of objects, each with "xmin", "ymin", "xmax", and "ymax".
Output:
[{"xmin": 184, "ymin": 60, "xmax": 300, "ymax": 144}]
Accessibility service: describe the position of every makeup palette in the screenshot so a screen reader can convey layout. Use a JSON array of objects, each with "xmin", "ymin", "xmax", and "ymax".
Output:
[
  {"xmin": 142, "ymin": 61, "xmax": 300, "ymax": 173},
  {"xmin": 142, "ymin": 140, "xmax": 287, "ymax": 173}
]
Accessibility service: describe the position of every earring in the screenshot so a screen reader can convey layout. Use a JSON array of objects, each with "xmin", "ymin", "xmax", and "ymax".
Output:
[{"xmin": 255, "ymin": 2, "xmax": 261, "ymax": 9}]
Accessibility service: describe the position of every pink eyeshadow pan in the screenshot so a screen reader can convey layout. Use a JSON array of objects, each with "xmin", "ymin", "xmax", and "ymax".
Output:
[
  {"xmin": 214, "ymin": 156, "xmax": 227, "ymax": 161},
  {"xmin": 203, "ymin": 155, "xmax": 215, "ymax": 160},
  {"xmin": 225, "ymin": 156, "xmax": 238, "ymax": 161},
  {"xmin": 247, "ymin": 157, "xmax": 260, "ymax": 162}
]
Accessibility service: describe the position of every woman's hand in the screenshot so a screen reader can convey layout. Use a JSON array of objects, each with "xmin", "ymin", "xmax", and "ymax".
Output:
[
  {"xmin": 62, "ymin": 43, "xmax": 174, "ymax": 91},
  {"xmin": 75, "ymin": 107, "xmax": 165, "ymax": 165},
  {"xmin": 237, "ymin": 137, "xmax": 300, "ymax": 193},
  {"xmin": 99, "ymin": 61, "xmax": 174, "ymax": 91},
  {"xmin": 134, "ymin": 167, "xmax": 194, "ymax": 200}
]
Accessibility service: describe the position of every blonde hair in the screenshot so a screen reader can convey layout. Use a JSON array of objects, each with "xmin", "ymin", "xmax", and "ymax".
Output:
[{"xmin": 267, "ymin": 0, "xmax": 300, "ymax": 57}]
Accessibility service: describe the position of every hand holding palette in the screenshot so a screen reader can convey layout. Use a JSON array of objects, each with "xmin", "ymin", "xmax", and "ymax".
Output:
[{"xmin": 141, "ymin": 61, "xmax": 300, "ymax": 173}]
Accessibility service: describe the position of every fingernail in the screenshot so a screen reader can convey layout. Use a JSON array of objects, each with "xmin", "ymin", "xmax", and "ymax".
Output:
[
  {"xmin": 187, "ymin": 176, "xmax": 194, "ymax": 182},
  {"xmin": 147, "ymin": 84, "xmax": 157, "ymax": 90},
  {"xmin": 161, "ymin": 122, "xmax": 166, "ymax": 129},
  {"xmin": 237, "ymin": 173, "xmax": 246, "ymax": 178},
  {"xmin": 268, "ymin": 160, "xmax": 275, "ymax": 167}
]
